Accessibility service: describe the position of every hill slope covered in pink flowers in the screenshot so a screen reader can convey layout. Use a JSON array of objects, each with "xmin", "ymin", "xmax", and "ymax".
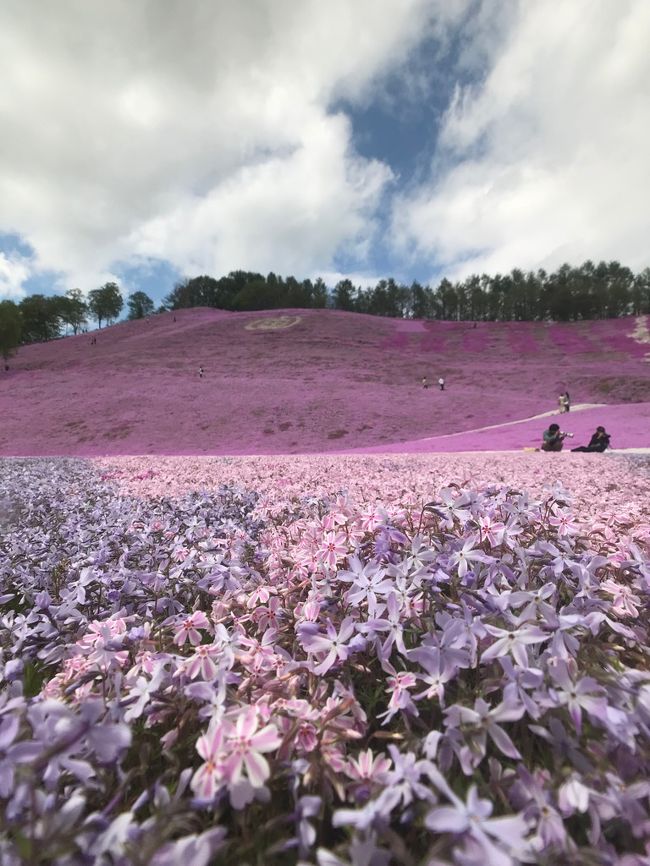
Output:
[{"xmin": 1, "ymin": 308, "xmax": 649, "ymax": 455}]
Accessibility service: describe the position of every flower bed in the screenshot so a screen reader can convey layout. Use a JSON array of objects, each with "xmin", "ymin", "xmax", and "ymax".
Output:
[
  {"xmin": 95, "ymin": 454, "xmax": 650, "ymax": 528},
  {"xmin": 4, "ymin": 312, "xmax": 650, "ymax": 456},
  {"xmin": 506, "ymin": 322, "xmax": 544, "ymax": 356},
  {"xmin": 545, "ymin": 323, "xmax": 595, "ymax": 355},
  {"xmin": 590, "ymin": 317, "xmax": 650, "ymax": 361},
  {"xmin": 1, "ymin": 456, "xmax": 649, "ymax": 865},
  {"xmin": 460, "ymin": 328, "xmax": 492, "ymax": 354}
]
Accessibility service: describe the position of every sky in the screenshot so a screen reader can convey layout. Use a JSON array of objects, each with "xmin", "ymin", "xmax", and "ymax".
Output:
[{"xmin": 1, "ymin": 0, "xmax": 649, "ymax": 307}]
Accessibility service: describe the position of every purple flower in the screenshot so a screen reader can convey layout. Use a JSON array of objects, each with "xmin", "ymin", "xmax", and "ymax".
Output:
[
  {"xmin": 151, "ymin": 828, "xmax": 226, "ymax": 866},
  {"xmin": 360, "ymin": 593, "xmax": 407, "ymax": 657},
  {"xmin": 338, "ymin": 556, "xmax": 393, "ymax": 609},
  {"xmin": 123, "ymin": 665, "xmax": 165, "ymax": 722},
  {"xmin": 449, "ymin": 535, "xmax": 490, "ymax": 579},
  {"xmin": 409, "ymin": 646, "xmax": 453, "ymax": 704},
  {"xmin": 426, "ymin": 785, "xmax": 530, "ymax": 865},
  {"xmin": 481, "ymin": 623, "xmax": 549, "ymax": 668},
  {"xmin": 548, "ymin": 661, "xmax": 607, "ymax": 733},
  {"xmin": 298, "ymin": 617, "xmax": 361, "ymax": 675},
  {"xmin": 445, "ymin": 696, "xmax": 525, "ymax": 761}
]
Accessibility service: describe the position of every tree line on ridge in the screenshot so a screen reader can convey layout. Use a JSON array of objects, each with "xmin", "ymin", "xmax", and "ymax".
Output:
[
  {"xmin": 164, "ymin": 260, "xmax": 650, "ymax": 321},
  {"xmin": 1, "ymin": 260, "xmax": 649, "ymax": 363},
  {"xmin": 0, "ymin": 285, "xmax": 157, "ymax": 360}
]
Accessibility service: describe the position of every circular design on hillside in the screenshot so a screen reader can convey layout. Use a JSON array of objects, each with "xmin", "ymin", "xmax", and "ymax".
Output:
[{"xmin": 245, "ymin": 315, "xmax": 302, "ymax": 331}]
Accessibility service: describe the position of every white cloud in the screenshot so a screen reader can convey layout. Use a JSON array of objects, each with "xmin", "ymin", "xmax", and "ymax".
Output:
[
  {"xmin": 317, "ymin": 271, "xmax": 385, "ymax": 290},
  {"xmin": 128, "ymin": 113, "xmax": 392, "ymax": 277},
  {"xmin": 0, "ymin": 0, "xmax": 442, "ymax": 296},
  {"xmin": 0, "ymin": 252, "xmax": 32, "ymax": 300},
  {"xmin": 393, "ymin": 0, "xmax": 650, "ymax": 278}
]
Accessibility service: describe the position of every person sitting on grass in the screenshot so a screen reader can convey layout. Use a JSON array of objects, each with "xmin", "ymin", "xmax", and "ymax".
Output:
[
  {"xmin": 541, "ymin": 423, "xmax": 568, "ymax": 452},
  {"xmin": 571, "ymin": 426, "xmax": 611, "ymax": 453}
]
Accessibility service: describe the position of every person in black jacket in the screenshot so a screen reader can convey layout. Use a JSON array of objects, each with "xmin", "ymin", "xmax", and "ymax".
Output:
[{"xmin": 571, "ymin": 426, "xmax": 611, "ymax": 452}]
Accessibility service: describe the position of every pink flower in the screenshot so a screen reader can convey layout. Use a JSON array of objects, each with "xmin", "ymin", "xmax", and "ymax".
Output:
[
  {"xmin": 76, "ymin": 618, "xmax": 129, "ymax": 670},
  {"xmin": 358, "ymin": 506, "xmax": 387, "ymax": 532},
  {"xmin": 317, "ymin": 531, "xmax": 349, "ymax": 570},
  {"xmin": 221, "ymin": 707, "xmax": 281, "ymax": 789},
  {"xmin": 345, "ymin": 748, "xmax": 391, "ymax": 784},
  {"xmin": 174, "ymin": 611, "xmax": 211, "ymax": 647},
  {"xmin": 253, "ymin": 596, "xmax": 283, "ymax": 632},
  {"xmin": 192, "ymin": 724, "xmax": 226, "ymax": 800},
  {"xmin": 600, "ymin": 579, "xmax": 640, "ymax": 617},
  {"xmin": 296, "ymin": 722, "xmax": 319, "ymax": 752},
  {"xmin": 549, "ymin": 509, "xmax": 580, "ymax": 537},
  {"xmin": 300, "ymin": 599, "xmax": 322, "ymax": 622},
  {"xmin": 379, "ymin": 666, "xmax": 419, "ymax": 724},
  {"xmin": 247, "ymin": 585, "xmax": 276, "ymax": 609},
  {"xmin": 477, "ymin": 514, "xmax": 505, "ymax": 547},
  {"xmin": 78, "ymin": 618, "xmax": 127, "ymax": 648},
  {"xmin": 185, "ymin": 643, "xmax": 223, "ymax": 680},
  {"xmin": 237, "ymin": 630, "xmax": 280, "ymax": 672},
  {"xmin": 192, "ymin": 708, "xmax": 281, "ymax": 805}
]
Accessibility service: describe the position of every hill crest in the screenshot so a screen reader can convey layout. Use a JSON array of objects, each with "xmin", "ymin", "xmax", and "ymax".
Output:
[{"xmin": 2, "ymin": 309, "xmax": 649, "ymax": 455}]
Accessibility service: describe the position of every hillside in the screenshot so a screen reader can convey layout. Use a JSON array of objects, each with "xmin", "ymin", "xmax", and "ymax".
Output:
[{"xmin": 1, "ymin": 308, "xmax": 649, "ymax": 455}]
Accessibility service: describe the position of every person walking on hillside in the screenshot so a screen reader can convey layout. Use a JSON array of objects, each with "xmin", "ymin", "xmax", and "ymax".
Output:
[
  {"xmin": 198, "ymin": 365, "xmax": 204, "ymax": 379},
  {"xmin": 421, "ymin": 376, "xmax": 429, "ymax": 389},
  {"xmin": 558, "ymin": 393, "xmax": 568, "ymax": 414},
  {"xmin": 438, "ymin": 377, "xmax": 445, "ymax": 391},
  {"xmin": 564, "ymin": 390, "xmax": 571, "ymax": 412},
  {"xmin": 571, "ymin": 426, "xmax": 610, "ymax": 453}
]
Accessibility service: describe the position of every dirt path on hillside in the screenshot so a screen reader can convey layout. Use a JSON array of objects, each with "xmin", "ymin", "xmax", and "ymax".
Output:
[{"xmin": 417, "ymin": 403, "xmax": 607, "ymax": 442}]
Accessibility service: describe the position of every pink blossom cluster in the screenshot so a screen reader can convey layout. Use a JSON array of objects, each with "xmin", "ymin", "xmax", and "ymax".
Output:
[{"xmin": 96, "ymin": 453, "xmax": 650, "ymax": 548}]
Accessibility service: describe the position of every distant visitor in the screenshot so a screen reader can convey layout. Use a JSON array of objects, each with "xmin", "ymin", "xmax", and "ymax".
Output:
[
  {"xmin": 541, "ymin": 423, "xmax": 573, "ymax": 452},
  {"xmin": 571, "ymin": 426, "xmax": 611, "ymax": 453},
  {"xmin": 198, "ymin": 365, "xmax": 204, "ymax": 379},
  {"xmin": 438, "ymin": 377, "xmax": 445, "ymax": 391},
  {"xmin": 558, "ymin": 393, "xmax": 569, "ymax": 413},
  {"xmin": 421, "ymin": 376, "xmax": 429, "ymax": 389}
]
